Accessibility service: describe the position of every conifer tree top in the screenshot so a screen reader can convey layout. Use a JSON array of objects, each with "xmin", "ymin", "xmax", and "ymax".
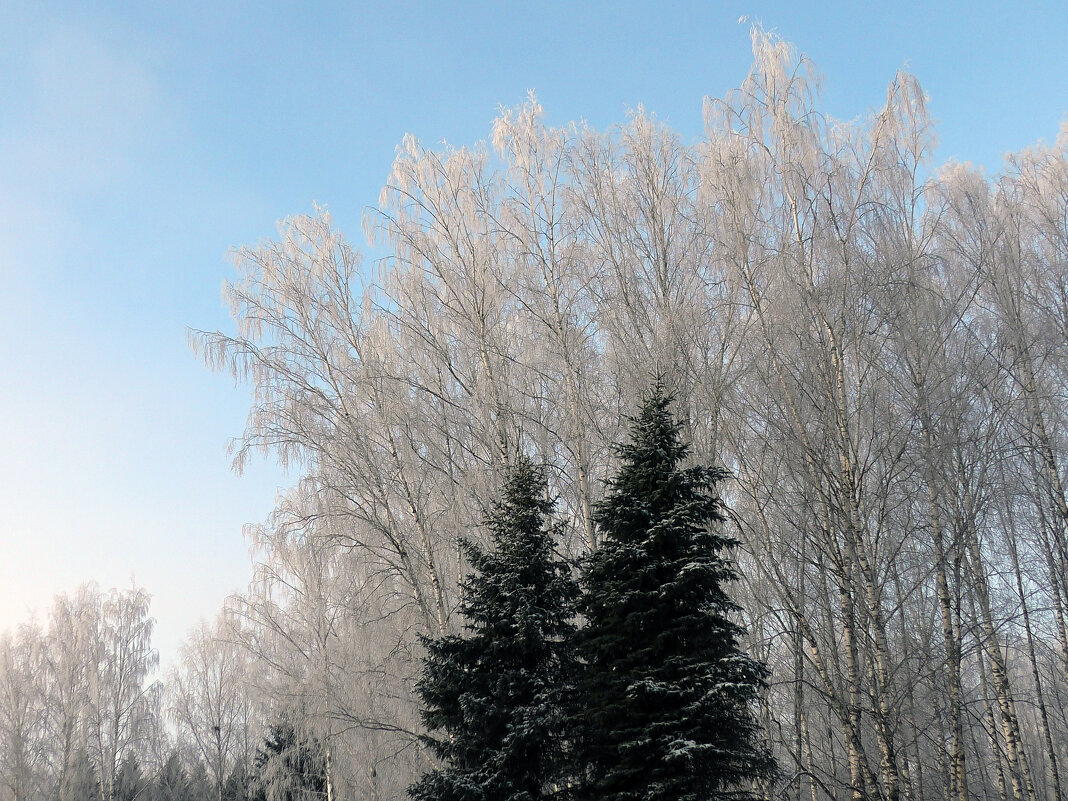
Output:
[
  {"xmin": 576, "ymin": 380, "xmax": 774, "ymax": 801},
  {"xmin": 410, "ymin": 455, "xmax": 577, "ymax": 801}
]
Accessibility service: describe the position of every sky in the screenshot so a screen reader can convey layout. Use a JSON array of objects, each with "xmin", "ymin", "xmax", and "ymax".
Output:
[{"xmin": 2, "ymin": 0, "xmax": 1067, "ymax": 671}]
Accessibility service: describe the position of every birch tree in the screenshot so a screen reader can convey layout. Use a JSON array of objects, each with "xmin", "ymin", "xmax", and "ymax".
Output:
[
  {"xmin": 169, "ymin": 615, "xmax": 256, "ymax": 801},
  {"xmin": 83, "ymin": 586, "xmax": 159, "ymax": 801},
  {"xmin": 0, "ymin": 624, "xmax": 48, "ymax": 801}
]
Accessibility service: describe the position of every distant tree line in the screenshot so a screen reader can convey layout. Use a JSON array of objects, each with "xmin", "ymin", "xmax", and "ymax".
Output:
[{"xmin": 0, "ymin": 586, "xmax": 329, "ymax": 801}]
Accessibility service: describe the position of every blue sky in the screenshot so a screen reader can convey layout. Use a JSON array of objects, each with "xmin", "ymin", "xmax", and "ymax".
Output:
[{"xmin": 2, "ymin": 0, "xmax": 1067, "ymax": 668}]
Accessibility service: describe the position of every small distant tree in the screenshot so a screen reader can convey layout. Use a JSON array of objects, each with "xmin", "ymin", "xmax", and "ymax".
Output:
[
  {"xmin": 169, "ymin": 615, "xmax": 255, "ymax": 801},
  {"xmin": 150, "ymin": 750, "xmax": 195, "ymax": 801},
  {"xmin": 251, "ymin": 715, "xmax": 327, "ymax": 801},
  {"xmin": 574, "ymin": 381, "xmax": 775, "ymax": 801},
  {"xmin": 114, "ymin": 753, "xmax": 146, "ymax": 801},
  {"xmin": 409, "ymin": 457, "xmax": 579, "ymax": 801},
  {"xmin": 187, "ymin": 759, "xmax": 215, "ymax": 801},
  {"xmin": 0, "ymin": 625, "xmax": 49, "ymax": 801},
  {"xmin": 64, "ymin": 749, "xmax": 101, "ymax": 801},
  {"xmin": 223, "ymin": 761, "xmax": 253, "ymax": 801}
]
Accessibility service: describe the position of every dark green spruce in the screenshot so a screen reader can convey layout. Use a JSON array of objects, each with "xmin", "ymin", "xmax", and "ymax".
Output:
[
  {"xmin": 410, "ymin": 456, "xmax": 579, "ymax": 801},
  {"xmin": 574, "ymin": 383, "xmax": 775, "ymax": 801}
]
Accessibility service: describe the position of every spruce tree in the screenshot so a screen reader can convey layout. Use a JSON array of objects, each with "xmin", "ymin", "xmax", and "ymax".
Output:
[
  {"xmin": 575, "ymin": 382, "xmax": 774, "ymax": 801},
  {"xmin": 250, "ymin": 715, "xmax": 327, "ymax": 801},
  {"xmin": 410, "ymin": 457, "xmax": 578, "ymax": 801}
]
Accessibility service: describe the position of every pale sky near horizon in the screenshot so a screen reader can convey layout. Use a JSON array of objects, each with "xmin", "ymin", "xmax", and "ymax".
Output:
[{"xmin": 2, "ymin": 0, "xmax": 1067, "ymax": 672}]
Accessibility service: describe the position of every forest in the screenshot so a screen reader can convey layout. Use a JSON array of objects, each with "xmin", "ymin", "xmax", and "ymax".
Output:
[{"xmin": 4, "ymin": 29, "xmax": 1068, "ymax": 801}]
